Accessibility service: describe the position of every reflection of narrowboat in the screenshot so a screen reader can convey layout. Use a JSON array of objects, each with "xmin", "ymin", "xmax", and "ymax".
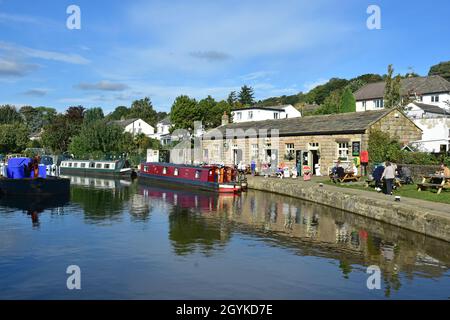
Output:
[
  {"xmin": 60, "ymin": 175, "xmax": 132, "ymax": 190},
  {"xmin": 0, "ymin": 157, "xmax": 70, "ymax": 196},
  {"xmin": 138, "ymin": 163, "xmax": 242, "ymax": 193},
  {"xmin": 60, "ymin": 159, "xmax": 132, "ymax": 177}
]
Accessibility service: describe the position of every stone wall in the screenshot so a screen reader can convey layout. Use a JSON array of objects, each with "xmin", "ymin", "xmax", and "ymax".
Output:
[
  {"xmin": 398, "ymin": 164, "xmax": 441, "ymax": 180},
  {"xmin": 247, "ymin": 176, "xmax": 450, "ymax": 242},
  {"xmin": 369, "ymin": 110, "xmax": 422, "ymax": 145}
]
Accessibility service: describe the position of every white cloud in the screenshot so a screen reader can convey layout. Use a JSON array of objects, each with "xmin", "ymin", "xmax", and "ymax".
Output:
[
  {"xmin": 0, "ymin": 57, "xmax": 38, "ymax": 77},
  {"xmin": 303, "ymin": 78, "xmax": 329, "ymax": 92},
  {"xmin": 75, "ymin": 80, "xmax": 129, "ymax": 91},
  {"xmin": 0, "ymin": 42, "xmax": 90, "ymax": 65}
]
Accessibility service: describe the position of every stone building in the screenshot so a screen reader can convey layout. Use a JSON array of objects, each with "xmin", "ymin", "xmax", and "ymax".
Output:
[{"xmin": 201, "ymin": 109, "xmax": 422, "ymax": 175}]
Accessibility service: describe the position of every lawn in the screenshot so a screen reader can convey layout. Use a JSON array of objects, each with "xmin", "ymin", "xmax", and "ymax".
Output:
[{"xmin": 321, "ymin": 179, "xmax": 450, "ymax": 205}]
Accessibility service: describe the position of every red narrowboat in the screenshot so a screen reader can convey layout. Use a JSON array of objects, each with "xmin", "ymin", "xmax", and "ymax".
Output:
[{"xmin": 138, "ymin": 163, "xmax": 242, "ymax": 193}]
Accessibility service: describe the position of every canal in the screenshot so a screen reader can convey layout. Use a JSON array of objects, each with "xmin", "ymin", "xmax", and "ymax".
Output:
[{"xmin": 0, "ymin": 176, "xmax": 449, "ymax": 299}]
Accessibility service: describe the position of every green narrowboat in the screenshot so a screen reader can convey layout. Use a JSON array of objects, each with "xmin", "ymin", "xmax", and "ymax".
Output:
[{"xmin": 59, "ymin": 159, "xmax": 132, "ymax": 177}]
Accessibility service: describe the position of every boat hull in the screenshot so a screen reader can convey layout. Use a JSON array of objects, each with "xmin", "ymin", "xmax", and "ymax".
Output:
[
  {"xmin": 60, "ymin": 167, "xmax": 132, "ymax": 177},
  {"xmin": 0, "ymin": 177, "xmax": 71, "ymax": 196},
  {"xmin": 138, "ymin": 172, "xmax": 241, "ymax": 193}
]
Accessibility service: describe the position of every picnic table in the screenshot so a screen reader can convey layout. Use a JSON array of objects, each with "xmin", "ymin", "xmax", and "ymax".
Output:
[
  {"xmin": 417, "ymin": 175, "xmax": 450, "ymax": 194},
  {"xmin": 331, "ymin": 171, "xmax": 361, "ymax": 183}
]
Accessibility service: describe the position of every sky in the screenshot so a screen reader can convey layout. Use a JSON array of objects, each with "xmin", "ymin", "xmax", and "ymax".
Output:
[{"xmin": 0, "ymin": 0, "xmax": 449, "ymax": 114}]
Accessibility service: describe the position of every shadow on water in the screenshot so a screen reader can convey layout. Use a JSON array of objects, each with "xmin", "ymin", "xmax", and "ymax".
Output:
[
  {"xmin": 0, "ymin": 193, "xmax": 70, "ymax": 227},
  {"xmin": 139, "ymin": 184, "xmax": 450, "ymax": 298}
]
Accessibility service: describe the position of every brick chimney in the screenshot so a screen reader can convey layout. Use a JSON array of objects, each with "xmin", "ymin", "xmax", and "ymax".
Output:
[{"xmin": 221, "ymin": 112, "xmax": 229, "ymax": 126}]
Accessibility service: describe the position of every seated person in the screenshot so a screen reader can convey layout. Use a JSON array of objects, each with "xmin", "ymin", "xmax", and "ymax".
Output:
[
  {"xmin": 372, "ymin": 165, "xmax": 385, "ymax": 190},
  {"xmin": 438, "ymin": 163, "xmax": 450, "ymax": 177}
]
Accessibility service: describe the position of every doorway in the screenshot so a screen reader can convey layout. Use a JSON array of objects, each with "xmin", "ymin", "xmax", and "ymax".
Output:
[{"xmin": 233, "ymin": 149, "xmax": 243, "ymax": 166}]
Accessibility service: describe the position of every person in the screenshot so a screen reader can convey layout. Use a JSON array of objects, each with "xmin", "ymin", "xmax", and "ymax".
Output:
[
  {"xmin": 372, "ymin": 164, "xmax": 385, "ymax": 191},
  {"xmin": 250, "ymin": 159, "xmax": 256, "ymax": 176},
  {"xmin": 381, "ymin": 161, "xmax": 395, "ymax": 195},
  {"xmin": 331, "ymin": 160, "xmax": 345, "ymax": 183},
  {"xmin": 438, "ymin": 163, "xmax": 450, "ymax": 177}
]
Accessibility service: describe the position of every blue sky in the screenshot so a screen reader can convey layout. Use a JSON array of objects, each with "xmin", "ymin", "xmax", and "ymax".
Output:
[{"xmin": 0, "ymin": 0, "xmax": 449, "ymax": 113}]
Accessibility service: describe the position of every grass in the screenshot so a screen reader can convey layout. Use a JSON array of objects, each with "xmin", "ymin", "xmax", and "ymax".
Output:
[{"xmin": 321, "ymin": 179, "xmax": 450, "ymax": 205}]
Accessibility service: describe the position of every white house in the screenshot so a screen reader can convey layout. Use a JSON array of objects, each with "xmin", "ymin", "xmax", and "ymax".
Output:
[
  {"xmin": 354, "ymin": 75, "xmax": 450, "ymax": 112},
  {"xmin": 153, "ymin": 117, "xmax": 172, "ymax": 145},
  {"xmin": 411, "ymin": 117, "xmax": 450, "ymax": 153},
  {"xmin": 231, "ymin": 104, "xmax": 301, "ymax": 123},
  {"xmin": 111, "ymin": 118, "xmax": 155, "ymax": 137},
  {"xmin": 404, "ymin": 102, "xmax": 449, "ymax": 119}
]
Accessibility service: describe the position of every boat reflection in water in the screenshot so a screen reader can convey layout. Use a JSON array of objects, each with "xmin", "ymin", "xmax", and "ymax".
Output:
[
  {"xmin": 0, "ymin": 194, "xmax": 70, "ymax": 227},
  {"xmin": 139, "ymin": 185, "xmax": 449, "ymax": 298}
]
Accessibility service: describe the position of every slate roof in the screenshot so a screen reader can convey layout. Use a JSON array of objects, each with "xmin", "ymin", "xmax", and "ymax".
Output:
[
  {"xmin": 158, "ymin": 117, "xmax": 172, "ymax": 125},
  {"xmin": 411, "ymin": 102, "xmax": 449, "ymax": 115},
  {"xmin": 354, "ymin": 75, "xmax": 450, "ymax": 101},
  {"xmin": 233, "ymin": 104, "xmax": 291, "ymax": 112},
  {"xmin": 110, "ymin": 118, "xmax": 140, "ymax": 127},
  {"xmin": 204, "ymin": 109, "xmax": 396, "ymax": 139}
]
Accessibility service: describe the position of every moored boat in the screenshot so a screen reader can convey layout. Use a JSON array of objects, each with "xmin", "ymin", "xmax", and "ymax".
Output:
[
  {"xmin": 138, "ymin": 162, "xmax": 242, "ymax": 193},
  {"xmin": 60, "ymin": 159, "xmax": 132, "ymax": 177},
  {"xmin": 0, "ymin": 157, "xmax": 70, "ymax": 196}
]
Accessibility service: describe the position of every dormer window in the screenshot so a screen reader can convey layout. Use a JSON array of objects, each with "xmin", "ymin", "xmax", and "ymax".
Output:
[
  {"xmin": 431, "ymin": 95, "xmax": 439, "ymax": 102},
  {"xmin": 274, "ymin": 112, "xmax": 279, "ymax": 119}
]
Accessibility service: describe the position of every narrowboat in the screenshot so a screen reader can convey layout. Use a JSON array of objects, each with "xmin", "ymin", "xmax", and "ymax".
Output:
[
  {"xmin": 0, "ymin": 157, "xmax": 70, "ymax": 196},
  {"xmin": 138, "ymin": 163, "xmax": 242, "ymax": 193},
  {"xmin": 60, "ymin": 159, "xmax": 132, "ymax": 177}
]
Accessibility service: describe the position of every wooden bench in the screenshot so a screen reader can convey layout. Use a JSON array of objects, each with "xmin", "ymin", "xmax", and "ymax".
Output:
[{"xmin": 417, "ymin": 183, "xmax": 447, "ymax": 194}]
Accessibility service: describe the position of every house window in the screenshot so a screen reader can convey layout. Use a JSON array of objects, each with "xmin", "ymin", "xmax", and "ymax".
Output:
[
  {"xmin": 374, "ymin": 99, "xmax": 384, "ymax": 108},
  {"xmin": 251, "ymin": 144, "xmax": 259, "ymax": 159},
  {"xmin": 236, "ymin": 112, "xmax": 242, "ymax": 120},
  {"xmin": 309, "ymin": 142, "xmax": 319, "ymax": 148},
  {"xmin": 337, "ymin": 142, "xmax": 349, "ymax": 159},
  {"xmin": 419, "ymin": 96, "xmax": 423, "ymax": 102},
  {"xmin": 285, "ymin": 143, "xmax": 295, "ymax": 158},
  {"xmin": 362, "ymin": 101, "xmax": 367, "ymax": 109},
  {"xmin": 248, "ymin": 111, "xmax": 253, "ymax": 120},
  {"xmin": 431, "ymin": 95, "xmax": 439, "ymax": 102},
  {"xmin": 274, "ymin": 112, "xmax": 279, "ymax": 119},
  {"xmin": 440, "ymin": 145, "xmax": 447, "ymax": 153}
]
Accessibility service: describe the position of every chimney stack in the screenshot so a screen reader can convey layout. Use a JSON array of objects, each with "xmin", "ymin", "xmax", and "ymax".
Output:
[{"xmin": 221, "ymin": 112, "xmax": 229, "ymax": 126}]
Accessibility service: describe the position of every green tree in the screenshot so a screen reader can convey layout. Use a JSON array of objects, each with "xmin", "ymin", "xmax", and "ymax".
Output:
[
  {"xmin": 238, "ymin": 85, "xmax": 255, "ymax": 106},
  {"xmin": 227, "ymin": 91, "xmax": 237, "ymax": 107},
  {"xmin": 384, "ymin": 65, "xmax": 402, "ymax": 108},
  {"xmin": 0, "ymin": 105, "xmax": 22, "ymax": 124},
  {"xmin": 20, "ymin": 106, "xmax": 57, "ymax": 134},
  {"xmin": 65, "ymin": 106, "xmax": 85, "ymax": 124},
  {"xmin": 41, "ymin": 115, "xmax": 77, "ymax": 154},
  {"xmin": 108, "ymin": 106, "xmax": 130, "ymax": 120},
  {"xmin": 368, "ymin": 129, "xmax": 402, "ymax": 164},
  {"xmin": 129, "ymin": 97, "xmax": 158, "ymax": 127},
  {"xmin": 428, "ymin": 61, "xmax": 450, "ymax": 82},
  {"xmin": 84, "ymin": 107, "xmax": 105, "ymax": 125},
  {"xmin": 0, "ymin": 123, "xmax": 29, "ymax": 153},
  {"xmin": 170, "ymin": 95, "xmax": 200, "ymax": 130},
  {"xmin": 339, "ymin": 87, "xmax": 356, "ymax": 113},
  {"xmin": 315, "ymin": 90, "xmax": 342, "ymax": 114}
]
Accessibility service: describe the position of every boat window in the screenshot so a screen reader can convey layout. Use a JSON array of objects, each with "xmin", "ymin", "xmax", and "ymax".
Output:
[
  {"xmin": 144, "ymin": 166, "xmax": 149, "ymax": 172},
  {"xmin": 174, "ymin": 168, "xmax": 179, "ymax": 176},
  {"xmin": 195, "ymin": 170, "xmax": 201, "ymax": 179},
  {"xmin": 104, "ymin": 164, "xmax": 110, "ymax": 169},
  {"xmin": 81, "ymin": 163, "xmax": 86, "ymax": 168},
  {"xmin": 163, "ymin": 167, "xmax": 168, "ymax": 174},
  {"xmin": 68, "ymin": 163, "xmax": 72, "ymax": 167},
  {"xmin": 96, "ymin": 163, "xmax": 102, "ymax": 169},
  {"xmin": 90, "ymin": 163, "xmax": 95, "ymax": 168}
]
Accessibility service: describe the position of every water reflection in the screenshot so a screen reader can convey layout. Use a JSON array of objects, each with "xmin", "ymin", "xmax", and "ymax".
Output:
[
  {"xmin": 139, "ymin": 185, "xmax": 449, "ymax": 297},
  {"xmin": 68, "ymin": 175, "xmax": 151, "ymax": 222},
  {"xmin": 0, "ymin": 194, "xmax": 70, "ymax": 227}
]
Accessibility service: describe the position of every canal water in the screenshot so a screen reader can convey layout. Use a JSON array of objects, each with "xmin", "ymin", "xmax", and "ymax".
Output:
[{"xmin": 0, "ymin": 176, "xmax": 449, "ymax": 299}]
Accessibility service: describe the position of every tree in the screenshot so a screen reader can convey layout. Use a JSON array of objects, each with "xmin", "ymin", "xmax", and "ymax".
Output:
[
  {"xmin": 315, "ymin": 90, "xmax": 342, "ymax": 115},
  {"xmin": 84, "ymin": 107, "xmax": 104, "ymax": 125},
  {"xmin": 157, "ymin": 111, "xmax": 168, "ymax": 122},
  {"xmin": 339, "ymin": 87, "xmax": 356, "ymax": 113},
  {"xmin": 0, "ymin": 105, "xmax": 22, "ymax": 125},
  {"xmin": 20, "ymin": 106, "xmax": 57, "ymax": 133},
  {"xmin": 0, "ymin": 123, "xmax": 29, "ymax": 154},
  {"xmin": 68, "ymin": 121, "xmax": 125, "ymax": 158},
  {"xmin": 428, "ymin": 61, "xmax": 450, "ymax": 82},
  {"xmin": 108, "ymin": 106, "xmax": 130, "ymax": 120},
  {"xmin": 227, "ymin": 91, "xmax": 237, "ymax": 107},
  {"xmin": 41, "ymin": 115, "xmax": 77, "ymax": 154},
  {"xmin": 129, "ymin": 97, "xmax": 158, "ymax": 127},
  {"xmin": 384, "ymin": 65, "xmax": 401, "ymax": 108},
  {"xmin": 66, "ymin": 106, "xmax": 85, "ymax": 124},
  {"xmin": 170, "ymin": 95, "xmax": 200, "ymax": 130},
  {"xmin": 238, "ymin": 85, "xmax": 255, "ymax": 106},
  {"xmin": 133, "ymin": 133, "xmax": 161, "ymax": 154}
]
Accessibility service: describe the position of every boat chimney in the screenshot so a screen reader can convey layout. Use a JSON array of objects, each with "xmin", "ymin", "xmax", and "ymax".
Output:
[{"xmin": 221, "ymin": 112, "xmax": 229, "ymax": 126}]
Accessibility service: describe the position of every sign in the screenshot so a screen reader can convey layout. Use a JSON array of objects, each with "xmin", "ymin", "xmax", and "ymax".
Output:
[{"xmin": 352, "ymin": 141, "xmax": 361, "ymax": 156}]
